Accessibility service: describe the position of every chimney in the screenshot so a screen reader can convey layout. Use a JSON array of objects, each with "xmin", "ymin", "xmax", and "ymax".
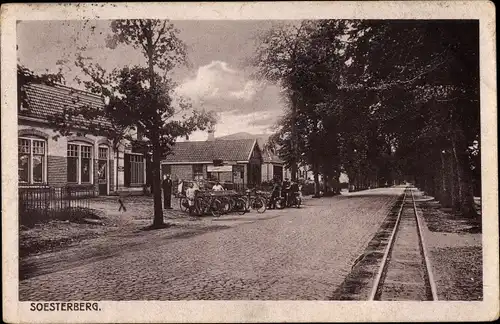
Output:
[{"xmin": 207, "ymin": 129, "xmax": 215, "ymax": 141}]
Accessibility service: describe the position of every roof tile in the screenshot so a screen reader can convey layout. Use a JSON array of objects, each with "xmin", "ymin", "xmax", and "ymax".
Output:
[
  {"xmin": 163, "ymin": 139, "xmax": 257, "ymax": 163},
  {"xmin": 21, "ymin": 83, "xmax": 111, "ymax": 128}
]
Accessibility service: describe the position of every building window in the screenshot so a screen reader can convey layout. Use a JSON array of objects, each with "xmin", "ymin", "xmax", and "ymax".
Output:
[
  {"xmin": 192, "ymin": 164, "xmax": 204, "ymax": 180},
  {"xmin": 98, "ymin": 147, "xmax": 109, "ymax": 160},
  {"xmin": 18, "ymin": 137, "xmax": 46, "ymax": 184},
  {"xmin": 97, "ymin": 147, "xmax": 109, "ymax": 184},
  {"xmin": 67, "ymin": 143, "xmax": 93, "ymax": 184},
  {"xmin": 124, "ymin": 153, "xmax": 144, "ymax": 187}
]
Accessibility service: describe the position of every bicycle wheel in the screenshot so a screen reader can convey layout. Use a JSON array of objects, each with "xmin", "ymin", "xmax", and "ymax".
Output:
[
  {"xmin": 276, "ymin": 197, "xmax": 285, "ymax": 209},
  {"xmin": 219, "ymin": 196, "xmax": 231, "ymax": 214},
  {"xmin": 228, "ymin": 196, "xmax": 236, "ymax": 212},
  {"xmin": 235, "ymin": 197, "xmax": 247, "ymax": 215},
  {"xmin": 253, "ymin": 196, "xmax": 267, "ymax": 213},
  {"xmin": 195, "ymin": 197, "xmax": 206, "ymax": 216},
  {"xmin": 179, "ymin": 197, "xmax": 188, "ymax": 212},
  {"xmin": 244, "ymin": 196, "xmax": 252, "ymax": 212},
  {"xmin": 210, "ymin": 199, "xmax": 222, "ymax": 217},
  {"xmin": 295, "ymin": 196, "xmax": 302, "ymax": 208}
]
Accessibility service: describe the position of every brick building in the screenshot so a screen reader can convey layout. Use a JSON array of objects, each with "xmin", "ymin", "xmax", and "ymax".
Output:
[
  {"xmin": 18, "ymin": 83, "xmax": 146, "ymax": 195},
  {"xmin": 161, "ymin": 132, "xmax": 263, "ymax": 186}
]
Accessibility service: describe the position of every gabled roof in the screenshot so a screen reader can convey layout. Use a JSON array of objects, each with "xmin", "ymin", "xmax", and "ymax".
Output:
[
  {"xmin": 20, "ymin": 83, "xmax": 111, "ymax": 128},
  {"xmin": 262, "ymin": 150, "xmax": 284, "ymax": 164},
  {"xmin": 163, "ymin": 139, "xmax": 259, "ymax": 163},
  {"xmin": 218, "ymin": 132, "xmax": 283, "ymax": 164}
]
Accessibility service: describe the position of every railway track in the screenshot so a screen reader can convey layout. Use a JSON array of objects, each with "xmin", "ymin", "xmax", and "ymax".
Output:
[{"xmin": 369, "ymin": 187, "xmax": 438, "ymax": 301}]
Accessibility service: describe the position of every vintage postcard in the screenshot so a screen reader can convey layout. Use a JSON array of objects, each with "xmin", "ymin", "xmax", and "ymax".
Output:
[{"xmin": 1, "ymin": 1, "xmax": 498, "ymax": 323}]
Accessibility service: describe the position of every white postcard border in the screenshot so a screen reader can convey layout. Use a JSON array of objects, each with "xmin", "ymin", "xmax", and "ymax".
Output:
[{"xmin": 2, "ymin": 2, "xmax": 498, "ymax": 323}]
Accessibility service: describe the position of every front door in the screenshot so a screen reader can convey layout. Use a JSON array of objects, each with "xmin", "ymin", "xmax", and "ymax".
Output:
[{"xmin": 98, "ymin": 147, "xmax": 109, "ymax": 195}]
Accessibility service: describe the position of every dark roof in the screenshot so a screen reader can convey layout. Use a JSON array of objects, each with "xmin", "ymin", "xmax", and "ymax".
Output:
[
  {"xmin": 217, "ymin": 132, "xmax": 283, "ymax": 164},
  {"xmin": 163, "ymin": 139, "xmax": 258, "ymax": 163},
  {"xmin": 20, "ymin": 83, "xmax": 111, "ymax": 128}
]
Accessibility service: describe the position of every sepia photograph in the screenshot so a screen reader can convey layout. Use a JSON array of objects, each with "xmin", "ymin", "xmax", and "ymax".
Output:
[{"xmin": 1, "ymin": 2, "xmax": 498, "ymax": 323}]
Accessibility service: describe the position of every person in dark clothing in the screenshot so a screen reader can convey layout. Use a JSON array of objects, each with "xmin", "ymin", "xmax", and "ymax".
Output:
[
  {"xmin": 290, "ymin": 180, "xmax": 300, "ymax": 205},
  {"xmin": 282, "ymin": 178, "xmax": 291, "ymax": 206},
  {"xmin": 269, "ymin": 177, "xmax": 281, "ymax": 209},
  {"xmin": 162, "ymin": 174, "xmax": 173, "ymax": 209}
]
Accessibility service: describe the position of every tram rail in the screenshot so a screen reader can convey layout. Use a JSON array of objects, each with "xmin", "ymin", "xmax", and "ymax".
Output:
[{"xmin": 369, "ymin": 187, "xmax": 438, "ymax": 301}]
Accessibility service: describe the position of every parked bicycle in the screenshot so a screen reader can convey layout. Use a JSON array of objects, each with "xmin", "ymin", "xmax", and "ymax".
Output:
[
  {"xmin": 194, "ymin": 192, "xmax": 222, "ymax": 217},
  {"xmin": 244, "ymin": 188, "xmax": 267, "ymax": 213},
  {"xmin": 215, "ymin": 190, "xmax": 246, "ymax": 215}
]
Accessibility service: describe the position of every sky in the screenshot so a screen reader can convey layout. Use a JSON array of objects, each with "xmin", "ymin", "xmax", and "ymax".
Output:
[{"xmin": 17, "ymin": 20, "xmax": 290, "ymax": 141}]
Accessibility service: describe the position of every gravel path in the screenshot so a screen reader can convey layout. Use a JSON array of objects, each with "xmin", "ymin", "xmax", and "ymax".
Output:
[{"xmin": 19, "ymin": 187, "xmax": 403, "ymax": 300}]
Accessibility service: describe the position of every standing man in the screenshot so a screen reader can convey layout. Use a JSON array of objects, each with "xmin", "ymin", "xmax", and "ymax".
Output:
[
  {"xmin": 282, "ymin": 178, "xmax": 291, "ymax": 206},
  {"xmin": 269, "ymin": 176, "xmax": 281, "ymax": 209},
  {"xmin": 162, "ymin": 174, "xmax": 173, "ymax": 209},
  {"xmin": 212, "ymin": 181, "xmax": 225, "ymax": 191}
]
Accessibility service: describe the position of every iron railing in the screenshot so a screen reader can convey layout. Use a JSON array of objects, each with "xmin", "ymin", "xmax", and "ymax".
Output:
[{"xmin": 19, "ymin": 184, "xmax": 97, "ymax": 224}]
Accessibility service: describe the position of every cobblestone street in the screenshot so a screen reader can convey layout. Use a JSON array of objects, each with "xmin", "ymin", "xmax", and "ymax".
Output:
[{"xmin": 19, "ymin": 187, "xmax": 404, "ymax": 300}]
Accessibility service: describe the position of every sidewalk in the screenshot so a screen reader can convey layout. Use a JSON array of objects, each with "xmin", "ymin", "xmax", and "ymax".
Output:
[{"xmin": 413, "ymin": 189, "xmax": 482, "ymax": 300}]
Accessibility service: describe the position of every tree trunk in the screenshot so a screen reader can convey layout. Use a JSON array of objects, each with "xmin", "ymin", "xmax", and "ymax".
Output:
[
  {"xmin": 144, "ymin": 24, "xmax": 165, "ymax": 227},
  {"xmin": 451, "ymin": 137, "xmax": 463, "ymax": 211},
  {"xmin": 152, "ymin": 140, "xmax": 164, "ymax": 227},
  {"xmin": 438, "ymin": 151, "xmax": 450, "ymax": 207},
  {"xmin": 323, "ymin": 174, "xmax": 329, "ymax": 195},
  {"xmin": 313, "ymin": 164, "xmax": 320, "ymax": 197},
  {"xmin": 115, "ymin": 147, "xmax": 119, "ymax": 193},
  {"xmin": 451, "ymin": 133, "xmax": 478, "ymax": 217},
  {"xmin": 442, "ymin": 151, "xmax": 456, "ymax": 209}
]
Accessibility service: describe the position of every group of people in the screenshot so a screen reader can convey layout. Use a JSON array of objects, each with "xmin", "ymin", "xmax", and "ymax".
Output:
[
  {"xmin": 162, "ymin": 173, "xmax": 301, "ymax": 213},
  {"xmin": 269, "ymin": 177, "xmax": 300, "ymax": 209},
  {"xmin": 162, "ymin": 174, "xmax": 204, "ymax": 210},
  {"xmin": 170, "ymin": 178, "xmax": 226, "ymax": 215}
]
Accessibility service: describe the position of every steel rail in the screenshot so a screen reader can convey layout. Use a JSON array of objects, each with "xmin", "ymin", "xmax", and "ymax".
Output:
[
  {"xmin": 368, "ymin": 188, "xmax": 408, "ymax": 301},
  {"xmin": 411, "ymin": 188, "xmax": 439, "ymax": 301}
]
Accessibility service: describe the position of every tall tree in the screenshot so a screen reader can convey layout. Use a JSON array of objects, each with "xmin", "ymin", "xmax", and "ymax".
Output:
[
  {"xmin": 109, "ymin": 20, "xmax": 191, "ymax": 227},
  {"xmin": 255, "ymin": 20, "xmax": 351, "ymax": 191},
  {"xmin": 49, "ymin": 20, "xmax": 216, "ymax": 227},
  {"xmin": 253, "ymin": 21, "xmax": 320, "ymax": 181},
  {"xmin": 343, "ymin": 20, "xmax": 480, "ymax": 215}
]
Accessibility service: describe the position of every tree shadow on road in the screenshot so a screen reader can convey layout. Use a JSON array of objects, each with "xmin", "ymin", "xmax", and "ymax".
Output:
[{"xmin": 139, "ymin": 223, "xmax": 176, "ymax": 231}]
